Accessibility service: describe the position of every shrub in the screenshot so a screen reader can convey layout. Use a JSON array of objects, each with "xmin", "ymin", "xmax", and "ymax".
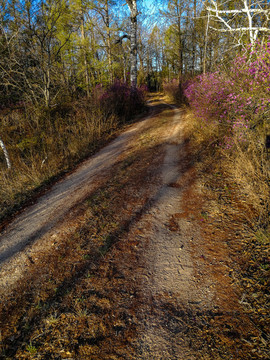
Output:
[
  {"xmin": 184, "ymin": 41, "xmax": 270, "ymax": 148},
  {"xmin": 184, "ymin": 40, "xmax": 270, "ymax": 225},
  {"xmin": 98, "ymin": 80, "xmax": 147, "ymax": 123}
]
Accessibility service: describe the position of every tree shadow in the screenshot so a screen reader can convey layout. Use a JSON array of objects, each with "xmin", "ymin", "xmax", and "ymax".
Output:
[{"xmin": 0, "ymin": 103, "xmax": 198, "ymax": 359}]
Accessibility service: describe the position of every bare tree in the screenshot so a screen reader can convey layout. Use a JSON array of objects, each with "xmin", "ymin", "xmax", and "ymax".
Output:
[
  {"xmin": 79, "ymin": 0, "xmax": 91, "ymax": 96},
  {"xmin": 206, "ymin": 0, "xmax": 270, "ymax": 49},
  {"xmin": 92, "ymin": 0, "xmax": 115, "ymax": 84},
  {"xmin": 126, "ymin": 0, "xmax": 138, "ymax": 88},
  {"xmin": 0, "ymin": 0, "xmax": 74, "ymax": 107},
  {"xmin": 192, "ymin": 0, "xmax": 197, "ymax": 75}
]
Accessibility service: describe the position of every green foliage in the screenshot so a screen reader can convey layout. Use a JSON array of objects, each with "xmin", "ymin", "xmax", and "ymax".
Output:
[{"xmin": 26, "ymin": 343, "xmax": 37, "ymax": 354}]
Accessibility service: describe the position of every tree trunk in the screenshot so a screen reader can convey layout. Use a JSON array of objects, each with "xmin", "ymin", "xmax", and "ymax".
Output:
[
  {"xmin": 126, "ymin": 0, "xmax": 138, "ymax": 89},
  {"xmin": 176, "ymin": 2, "xmax": 183, "ymax": 77},
  {"xmin": 80, "ymin": 5, "xmax": 90, "ymax": 97},
  {"xmin": 0, "ymin": 137, "xmax": 11, "ymax": 169},
  {"xmin": 192, "ymin": 0, "xmax": 197, "ymax": 75},
  {"xmin": 203, "ymin": 12, "xmax": 210, "ymax": 74},
  {"xmin": 44, "ymin": 68, "xmax": 51, "ymax": 107},
  {"xmin": 130, "ymin": 14, "xmax": 137, "ymax": 88},
  {"xmin": 105, "ymin": 0, "xmax": 113, "ymax": 84}
]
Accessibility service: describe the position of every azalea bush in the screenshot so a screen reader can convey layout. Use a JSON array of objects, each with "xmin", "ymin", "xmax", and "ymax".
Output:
[
  {"xmin": 185, "ymin": 40, "xmax": 270, "ymax": 225},
  {"xmin": 97, "ymin": 80, "xmax": 147, "ymax": 122},
  {"xmin": 184, "ymin": 41, "xmax": 270, "ymax": 149}
]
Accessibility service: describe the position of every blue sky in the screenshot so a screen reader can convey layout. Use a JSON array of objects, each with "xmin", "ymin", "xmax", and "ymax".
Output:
[
  {"xmin": 116, "ymin": 0, "xmax": 167, "ymax": 27},
  {"xmin": 142, "ymin": 0, "xmax": 167, "ymax": 13}
]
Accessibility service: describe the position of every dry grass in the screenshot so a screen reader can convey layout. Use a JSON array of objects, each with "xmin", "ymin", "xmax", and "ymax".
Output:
[
  {"xmin": 227, "ymin": 134, "xmax": 270, "ymax": 226},
  {"xmin": 184, "ymin": 108, "xmax": 270, "ymax": 358},
  {"xmin": 185, "ymin": 108, "xmax": 270, "ymax": 223},
  {"xmin": 0, "ymin": 94, "xmax": 146, "ymax": 223},
  {"xmin": 162, "ymin": 79, "xmax": 187, "ymax": 106}
]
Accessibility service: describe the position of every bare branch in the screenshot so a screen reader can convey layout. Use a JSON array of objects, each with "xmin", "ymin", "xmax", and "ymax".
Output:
[
  {"xmin": 115, "ymin": 34, "xmax": 130, "ymax": 44},
  {"xmin": 206, "ymin": 8, "xmax": 269, "ymax": 14},
  {"xmin": 209, "ymin": 26, "xmax": 270, "ymax": 33},
  {"xmin": 206, "ymin": 0, "xmax": 270, "ymax": 47}
]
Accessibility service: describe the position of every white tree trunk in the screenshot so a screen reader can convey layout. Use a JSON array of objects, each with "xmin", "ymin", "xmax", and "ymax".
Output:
[
  {"xmin": 0, "ymin": 137, "xmax": 11, "ymax": 169},
  {"xmin": 126, "ymin": 0, "xmax": 138, "ymax": 88},
  {"xmin": 203, "ymin": 12, "xmax": 210, "ymax": 74},
  {"xmin": 105, "ymin": 0, "xmax": 113, "ymax": 84}
]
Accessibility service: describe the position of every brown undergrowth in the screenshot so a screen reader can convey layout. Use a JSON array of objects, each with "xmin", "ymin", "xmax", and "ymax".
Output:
[
  {"xmin": 0, "ymin": 88, "xmax": 147, "ymax": 225},
  {"xmin": 184, "ymin": 110, "xmax": 270, "ymax": 359}
]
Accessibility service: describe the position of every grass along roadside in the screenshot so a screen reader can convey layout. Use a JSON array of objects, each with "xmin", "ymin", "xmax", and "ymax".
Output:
[{"xmin": 184, "ymin": 108, "xmax": 270, "ymax": 359}]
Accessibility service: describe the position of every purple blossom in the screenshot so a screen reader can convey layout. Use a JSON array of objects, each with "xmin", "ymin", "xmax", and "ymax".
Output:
[{"xmin": 184, "ymin": 39, "xmax": 270, "ymax": 148}]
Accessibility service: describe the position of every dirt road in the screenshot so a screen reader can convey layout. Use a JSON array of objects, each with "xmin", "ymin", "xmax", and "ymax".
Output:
[
  {"xmin": 0, "ymin": 98, "xmax": 256, "ymax": 359},
  {"xmin": 0, "ymin": 108, "xmax": 156, "ymax": 290}
]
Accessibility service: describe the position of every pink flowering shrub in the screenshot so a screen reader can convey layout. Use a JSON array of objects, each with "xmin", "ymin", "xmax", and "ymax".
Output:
[
  {"xmin": 184, "ymin": 41, "xmax": 270, "ymax": 149},
  {"xmin": 97, "ymin": 80, "xmax": 147, "ymax": 123}
]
